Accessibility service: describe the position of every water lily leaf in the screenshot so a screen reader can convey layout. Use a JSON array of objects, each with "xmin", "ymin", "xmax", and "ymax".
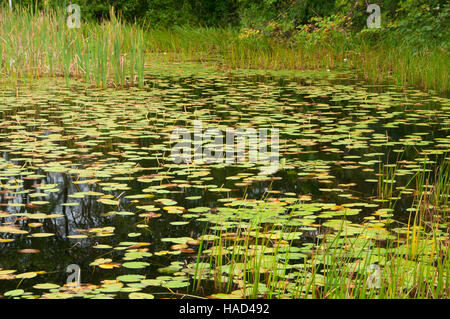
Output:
[
  {"xmin": 116, "ymin": 275, "xmax": 145, "ymax": 283},
  {"xmin": 97, "ymin": 198, "xmax": 120, "ymax": 205},
  {"xmin": 128, "ymin": 292, "xmax": 154, "ymax": 299},
  {"xmin": 16, "ymin": 272, "xmax": 37, "ymax": 279},
  {"xmin": 122, "ymin": 262, "xmax": 150, "ymax": 269},
  {"xmin": 30, "ymin": 233, "xmax": 55, "ymax": 238},
  {"xmin": 33, "ymin": 283, "xmax": 60, "ymax": 290},
  {"xmin": 4, "ymin": 289, "xmax": 25, "ymax": 297}
]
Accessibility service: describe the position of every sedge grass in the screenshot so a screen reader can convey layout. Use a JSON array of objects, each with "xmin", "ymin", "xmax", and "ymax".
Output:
[
  {"xmin": 189, "ymin": 191, "xmax": 449, "ymax": 299},
  {"xmin": 142, "ymin": 27, "xmax": 448, "ymax": 95},
  {"xmin": 1, "ymin": 6, "xmax": 448, "ymax": 94},
  {"xmin": 0, "ymin": 5, "xmax": 145, "ymax": 88}
]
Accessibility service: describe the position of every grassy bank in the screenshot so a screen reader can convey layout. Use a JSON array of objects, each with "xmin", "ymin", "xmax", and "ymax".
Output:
[
  {"xmin": 0, "ymin": 6, "xmax": 145, "ymax": 88},
  {"xmin": 145, "ymin": 27, "xmax": 449, "ymax": 95},
  {"xmin": 0, "ymin": 6, "xmax": 448, "ymax": 94},
  {"xmin": 187, "ymin": 158, "xmax": 450, "ymax": 298}
]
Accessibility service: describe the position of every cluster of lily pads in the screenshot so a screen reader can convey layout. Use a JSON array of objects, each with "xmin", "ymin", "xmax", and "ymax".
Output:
[{"xmin": 0, "ymin": 65, "xmax": 449, "ymax": 298}]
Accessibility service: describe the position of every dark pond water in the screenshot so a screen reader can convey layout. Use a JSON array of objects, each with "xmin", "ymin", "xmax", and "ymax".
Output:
[{"xmin": 0, "ymin": 70, "xmax": 449, "ymax": 298}]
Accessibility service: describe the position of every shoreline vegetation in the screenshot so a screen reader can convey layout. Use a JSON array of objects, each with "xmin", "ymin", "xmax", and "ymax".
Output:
[
  {"xmin": 0, "ymin": 5, "xmax": 448, "ymax": 95},
  {"xmin": 188, "ymin": 158, "xmax": 449, "ymax": 299}
]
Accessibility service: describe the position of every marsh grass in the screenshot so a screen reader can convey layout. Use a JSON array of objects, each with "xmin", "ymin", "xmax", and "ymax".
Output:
[
  {"xmin": 413, "ymin": 156, "xmax": 450, "ymax": 224},
  {"xmin": 1, "ymin": 6, "xmax": 448, "ymax": 94},
  {"xmin": 190, "ymin": 190, "xmax": 449, "ymax": 299},
  {"xmin": 143, "ymin": 27, "xmax": 448, "ymax": 95},
  {"xmin": 377, "ymin": 161, "xmax": 398, "ymax": 206},
  {"xmin": 191, "ymin": 202, "xmax": 299, "ymax": 298},
  {"xmin": 0, "ymin": 6, "xmax": 145, "ymax": 88}
]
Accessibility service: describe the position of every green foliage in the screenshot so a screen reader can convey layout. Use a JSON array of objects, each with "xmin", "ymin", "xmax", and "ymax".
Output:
[
  {"xmin": 294, "ymin": 14, "xmax": 351, "ymax": 46},
  {"xmin": 142, "ymin": 0, "xmax": 198, "ymax": 27},
  {"xmin": 3, "ymin": 0, "xmax": 448, "ymax": 94},
  {"xmin": 6, "ymin": 0, "xmax": 449, "ymax": 50},
  {"xmin": 75, "ymin": 0, "xmax": 238, "ymax": 28},
  {"xmin": 393, "ymin": 0, "xmax": 450, "ymax": 48},
  {"xmin": 237, "ymin": 0, "xmax": 337, "ymax": 34},
  {"xmin": 0, "ymin": 6, "xmax": 145, "ymax": 88}
]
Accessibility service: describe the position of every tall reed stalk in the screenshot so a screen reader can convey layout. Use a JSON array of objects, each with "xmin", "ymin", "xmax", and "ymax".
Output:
[
  {"xmin": 0, "ymin": 5, "xmax": 145, "ymax": 88},
  {"xmin": 189, "ymin": 195, "xmax": 449, "ymax": 298}
]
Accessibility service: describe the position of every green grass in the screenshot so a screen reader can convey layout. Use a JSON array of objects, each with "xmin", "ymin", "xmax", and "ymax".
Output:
[
  {"xmin": 188, "ymin": 158, "xmax": 450, "ymax": 299},
  {"xmin": 191, "ymin": 202, "xmax": 300, "ymax": 298},
  {"xmin": 1, "ymin": 5, "xmax": 448, "ymax": 94},
  {"xmin": 0, "ymin": 6, "xmax": 145, "ymax": 88},
  {"xmin": 190, "ymin": 213, "xmax": 449, "ymax": 299},
  {"xmin": 413, "ymin": 156, "xmax": 450, "ymax": 223},
  {"xmin": 143, "ymin": 27, "xmax": 448, "ymax": 95}
]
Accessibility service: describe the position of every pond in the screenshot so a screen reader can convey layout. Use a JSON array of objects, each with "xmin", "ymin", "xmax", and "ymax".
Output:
[{"xmin": 0, "ymin": 66, "xmax": 449, "ymax": 299}]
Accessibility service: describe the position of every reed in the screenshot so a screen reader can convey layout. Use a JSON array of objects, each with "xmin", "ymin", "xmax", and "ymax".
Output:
[
  {"xmin": 2, "ymin": 6, "xmax": 448, "ymax": 94},
  {"xmin": 413, "ymin": 156, "xmax": 450, "ymax": 223},
  {"xmin": 142, "ymin": 27, "xmax": 448, "ymax": 95},
  {"xmin": 0, "ymin": 5, "xmax": 145, "ymax": 88},
  {"xmin": 189, "ymin": 196, "xmax": 449, "ymax": 299}
]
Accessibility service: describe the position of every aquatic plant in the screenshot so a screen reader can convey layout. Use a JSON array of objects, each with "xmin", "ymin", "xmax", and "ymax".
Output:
[
  {"xmin": 0, "ymin": 6, "xmax": 145, "ymax": 88},
  {"xmin": 0, "ymin": 63, "xmax": 448, "ymax": 299}
]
